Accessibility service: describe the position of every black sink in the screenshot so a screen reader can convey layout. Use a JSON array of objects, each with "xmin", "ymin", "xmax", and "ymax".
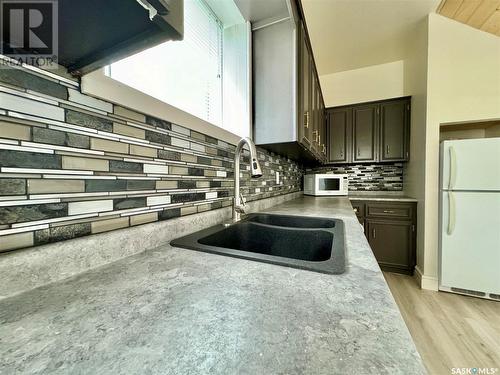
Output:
[
  {"xmin": 171, "ymin": 213, "xmax": 345, "ymax": 274},
  {"xmin": 244, "ymin": 213, "xmax": 336, "ymax": 229},
  {"xmin": 199, "ymin": 222, "xmax": 332, "ymax": 261}
]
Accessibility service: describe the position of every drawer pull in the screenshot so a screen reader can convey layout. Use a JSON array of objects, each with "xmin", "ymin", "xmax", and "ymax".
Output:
[
  {"xmin": 383, "ymin": 210, "xmax": 395, "ymax": 213},
  {"xmin": 372, "ymin": 228, "xmax": 376, "ymax": 239}
]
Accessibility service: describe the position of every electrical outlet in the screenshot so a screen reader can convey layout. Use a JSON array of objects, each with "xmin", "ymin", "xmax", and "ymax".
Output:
[{"xmin": 275, "ymin": 171, "xmax": 280, "ymax": 185}]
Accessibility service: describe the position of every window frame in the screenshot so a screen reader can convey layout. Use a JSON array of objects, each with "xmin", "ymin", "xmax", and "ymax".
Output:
[
  {"xmin": 107, "ymin": 0, "xmax": 224, "ymax": 127},
  {"xmin": 81, "ymin": 0, "xmax": 250, "ymax": 145}
]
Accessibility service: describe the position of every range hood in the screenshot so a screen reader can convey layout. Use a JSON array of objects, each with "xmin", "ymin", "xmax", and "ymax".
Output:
[{"xmin": 59, "ymin": 0, "xmax": 183, "ymax": 76}]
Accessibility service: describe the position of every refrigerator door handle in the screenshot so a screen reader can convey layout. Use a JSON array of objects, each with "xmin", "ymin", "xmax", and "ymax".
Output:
[
  {"xmin": 449, "ymin": 146, "xmax": 457, "ymax": 190},
  {"xmin": 447, "ymin": 191, "xmax": 456, "ymax": 235}
]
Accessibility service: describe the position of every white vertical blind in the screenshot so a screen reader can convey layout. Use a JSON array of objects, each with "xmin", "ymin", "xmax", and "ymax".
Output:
[
  {"xmin": 109, "ymin": 0, "xmax": 223, "ymax": 126},
  {"xmin": 222, "ymin": 22, "xmax": 251, "ymax": 138}
]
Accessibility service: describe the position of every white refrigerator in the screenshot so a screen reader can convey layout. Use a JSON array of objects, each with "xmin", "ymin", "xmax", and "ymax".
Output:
[{"xmin": 439, "ymin": 138, "xmax": 500, "ymax": 300}]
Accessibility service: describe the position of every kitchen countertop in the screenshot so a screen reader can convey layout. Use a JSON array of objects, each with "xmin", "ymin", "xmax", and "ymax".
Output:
[
  {"xmin": 0, "ymin": 196, "xmax": 425, "ymax": 375},
  {"xmin": 348, "ymin": 193, "xmax": 418, "ymax": 202}
]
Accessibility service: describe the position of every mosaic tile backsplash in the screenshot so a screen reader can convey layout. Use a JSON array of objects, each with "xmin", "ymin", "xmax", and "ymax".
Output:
[
  {"xmin": 0, "ymin": 66, "xmax": 303, "ymax": 253},
  {"xmin": 308, "ymin": 163, "xmax": 403, "ymax": 191}
]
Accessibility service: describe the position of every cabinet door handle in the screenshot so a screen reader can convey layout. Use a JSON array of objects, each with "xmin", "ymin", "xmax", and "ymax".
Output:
[
  {"xmin": 357, "ymin": 148, "xmax": 360, "ymax": 157},
  {"xmin": 340, "ymin": 149, "xmax": 343, "ymax": 158},
  {"xmin": 383, "ymin": 210, "xmax": 395, "ymax": 213},
  {"xmin": 372, "ymin": 228, "xmax": 376, "ymax": 239},
  {"xmin": 386, "ymin": 145, "xmax": 390, "ymax": 155},
  {"xmin": 304, "ymin": 111, "xmax": 309, "ymax": 129},
  {"xmin": 353, "ymin": 208, "xmax": 358, "ymax": 213}
]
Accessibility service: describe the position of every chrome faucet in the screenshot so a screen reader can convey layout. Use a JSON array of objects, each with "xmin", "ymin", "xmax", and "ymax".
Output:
[{"xmin": 233, "ymin": 137, "xmax": 263, "ymax": 222}]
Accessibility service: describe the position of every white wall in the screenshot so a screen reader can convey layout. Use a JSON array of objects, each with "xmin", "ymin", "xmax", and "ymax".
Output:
[
  {"xmin": 402, "ymin": 17, "xmax": 429, "ymax": 284},
  {"xmin": 320, "ymin": 60, "xmax": 407, "ymax": 107},
  {"xmin": 423, "ymin": 14, "xmax": 500, "ymax": 282}
]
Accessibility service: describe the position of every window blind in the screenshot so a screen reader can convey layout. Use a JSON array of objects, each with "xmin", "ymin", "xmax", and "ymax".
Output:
[{"xmin": 109, "ymin": 0, "xmax": 223, "ymax": 126}]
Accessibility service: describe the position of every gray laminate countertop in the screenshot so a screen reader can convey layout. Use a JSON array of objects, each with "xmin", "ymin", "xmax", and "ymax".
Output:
[
  {"xmin": 0, "ymin": 196, "xmax": 426, "ymax": 375},
  {"xmin": 348, "ymin": 194, "xmax": 418, "ymax": 202}
]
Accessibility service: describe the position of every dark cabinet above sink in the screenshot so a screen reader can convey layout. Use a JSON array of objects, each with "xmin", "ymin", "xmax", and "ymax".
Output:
[{"xmin": 58, "ymin": 0, "xmax": 183, "ymax": 76}]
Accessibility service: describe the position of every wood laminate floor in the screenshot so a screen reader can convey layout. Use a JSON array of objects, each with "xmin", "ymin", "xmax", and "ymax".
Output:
[{"xmin": 384, "ymin": 272, "xmax": 500, "ymax": 375}]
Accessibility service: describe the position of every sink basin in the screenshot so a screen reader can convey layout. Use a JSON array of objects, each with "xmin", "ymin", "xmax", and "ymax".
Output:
[
  {"xmin": 171, "ymin": 213, "xmax": 345, "ymax": 274},
  {"xmin": 244, "ymin": 213, "xmax": 336, "ymax": 228},
  {"xmin": 199, "ymin": 222, "xmax": 332, "ymax": 261}
]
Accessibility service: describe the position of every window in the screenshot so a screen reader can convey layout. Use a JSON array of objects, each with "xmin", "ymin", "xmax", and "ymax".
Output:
[{"xmin": 108, "ymin": 0, "xmax": 223, "ymax": 126}]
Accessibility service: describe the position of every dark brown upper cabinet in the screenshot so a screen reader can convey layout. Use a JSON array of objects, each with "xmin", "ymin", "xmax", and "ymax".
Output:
[
  {"xmin": 379, "ymin": 98, "xmax": 410, "ymax": 161},
  {"xmin": 327, "ymin": 108, "xmax": 352, "ymax": 163},
  {"xmin": 319, "ymin": 89, "xmax": 327, "ymax": 159},
  {"xmin": 298, "ymin": 22, "xmax": 312, "ymax": 150},
  {"xmin": 311, "ymin": 76, "xmax": 318, "ymax": 155},
  {"xmin": 326, "ymin": 97, "xmax": 411, "ymax": 164},
  {"xmin": 252, "ymin": 1, "xmax": 326, "ymax": 165},
  {"xmin": 309, "ymin": 73, "xmax": 327, "ymax": 162},
  {"xmin": 353, "ymin": 104, "xmax": 379, "ymax": 162}
]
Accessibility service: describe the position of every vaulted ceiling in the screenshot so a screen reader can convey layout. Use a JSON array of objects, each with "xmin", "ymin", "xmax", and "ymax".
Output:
[
  {"xmin": 437, "ymin": 0, "xmax": 500, "ymax": 36},
  {"xmin": 301, "ymin": 0, "xmax": 440, "ymax": 75}
]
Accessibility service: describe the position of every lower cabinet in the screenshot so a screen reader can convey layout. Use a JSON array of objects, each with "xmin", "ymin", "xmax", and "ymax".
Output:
[
  {"xmin": 352, "ymin": 200, "xmax": 416, "ymax": 275},
  {"xmin": 365, "ymin": 219, "xmax": 414, "ymax": 274}
]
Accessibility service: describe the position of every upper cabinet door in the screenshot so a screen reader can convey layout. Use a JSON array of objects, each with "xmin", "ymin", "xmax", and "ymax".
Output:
[
  {"xmin": 298, "ymin": 23, "xmax": 312, "ymax": 148},
  {"xmin": 311, "ymin": 76, "xmax": 319, "ymax": 154},
  {"xmin": 380, "ymin": 99, "xmax": 410, "ymax": 161},
  {"xmin": 320, "ymin": 100, "xmax": 327, "ymax": 159},
  {"xmin": 316, "ymin": 85, "xmax": 322, "ymax": 155},
  {"xmin": 353, "ymin": 104, "xmax": 378, "ymax": 162},
  {"xmin": 328, "ymin": 108, "xmax": 352, "ymax": 163}
]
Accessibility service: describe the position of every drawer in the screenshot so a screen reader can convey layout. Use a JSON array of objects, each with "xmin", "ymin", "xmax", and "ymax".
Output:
[
  {"xmin": 351, "ymin": 201, "xmax": 365, "ymax": 217},
  {"xmin": 366, "ymin": 202, "xmax": 414, "ymax": 220}
]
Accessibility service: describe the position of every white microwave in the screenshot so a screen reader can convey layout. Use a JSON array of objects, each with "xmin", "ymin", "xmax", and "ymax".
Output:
[{"xmin": 304, "ymin": 174, "xmax": 349, "ymax": 196}]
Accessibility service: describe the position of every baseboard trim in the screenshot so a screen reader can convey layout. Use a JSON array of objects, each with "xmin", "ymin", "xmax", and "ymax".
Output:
[{"xmin": 414, "ymin": 266, "xmax": 439, "ymax": 291}]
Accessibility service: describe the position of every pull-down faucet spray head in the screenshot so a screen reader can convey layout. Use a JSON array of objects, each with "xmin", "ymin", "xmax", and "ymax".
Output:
[
  {"xmin": 233, "ymin": 137, "xmax": 262, "ymax": 222},
  {"xmin": 247, "ymin": 143, "xmax": 263, "ymax": 178}
]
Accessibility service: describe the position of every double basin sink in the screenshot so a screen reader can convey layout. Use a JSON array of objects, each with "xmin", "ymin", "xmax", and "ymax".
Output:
[{"xmin": 171, "ymin": 213, "xmax": 345, "ymax": 274}]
